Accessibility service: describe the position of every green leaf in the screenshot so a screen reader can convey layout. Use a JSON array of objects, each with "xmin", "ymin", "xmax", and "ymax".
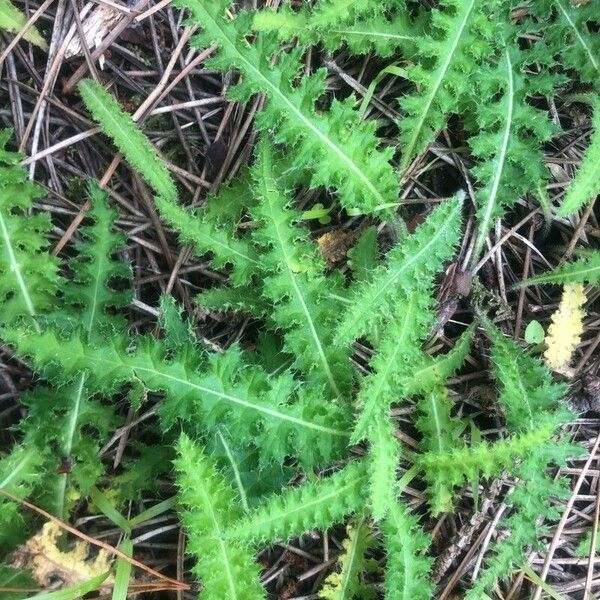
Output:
[
  {"xmin": 128, "ymin": 496, "xmax": 177, "ymax": 528},
  {"xmin": 252, "ymin": 0, "xmax": 418, "ymax": 57},
  {"xmin": 525, "ymin": 0, "xmax": 600, "ymax": 86},
  {"xmin": 416, "ymin": 385, "xmax": 466, "ymax": 511},
  {"xmin": 78, "ymin": 80, "xmax": 175, "ymax": 201},
  {"xmin": 0, "ymin": 564, "xmax": 37, "ymax": 600},
  {"xmin": 382, "ymin": 503, "xmax": 433, "ymax": 600},
  {"xmin": 402, "ymin": 324, "xmax": 474, "ymax": 396},
  {"xmin": 0, "ymin": 130, "xmax": 60, "ymax": 328},
  {"xmin": 419, "ymin": 424, "xmax": 558, "ymax": 515},
  {"xmin": 469, "ymin": 48, "xmax": 553, "ymax": 263},
  {"xmin": 0, "ymin": 0, "xmax": 47, "ymax": 48},
  {"xmin": 251, "ymin": 141, "xmax": 353, "ymax": 397},
  {"xmin": 0, "ymin": 445, "xmax": 44, "ymax": 548},
  {"xmin": 19, "ymin": 382, "xmax": 117, "ymax": 519},
  {"xmin": 8, "ymin": 328, "xmax": 349, "ymax": 468},
  {"xmin": 111, "ymin": 539, "xmax": 133, "ymax": 600},
  {"xmin": 347, "ymin": 226, "xmax": 378, "ymax": 283},
  {"xmin": 79, "ymin": 81, "xmax": 259, "ymax": 285},
  {"xmin": 64, "ymin": 181, "xmax": 131, "ymax": 342},
  {"xmin": 367, "ymin": 409, "xmax": 400, "ymax": 521},
  {"xmin": 524, "ymin": 320, "xmax": 545, "ymax": 345},
  {"xmin": 516, "ymin": 252, "xmax": 600, "ymax": 287},
  {"xmin": 398, "ymin": 0, "xmax": 495, "ymax": 176},
  {"xmin": 319, "ymin": 518, "xmax": 375, "ymax": 600}
]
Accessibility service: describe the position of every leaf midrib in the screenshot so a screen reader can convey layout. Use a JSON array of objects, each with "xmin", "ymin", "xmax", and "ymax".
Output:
[
  {"xmin": 237, "ymin": 473, "xmax": 366, "ymax": 541},
  {"xmin": 0, "ymin": 446, "xmax": 36, "ymax": 488},
  {"xmin": 75, "ymin": 348, "xmax": 347, "ymax": 437},
  {"xmin": 401, "ymin": 0, "xmax": 477, "ymax": 173},
  {"xmin": 201, "ymin": 480, "xmax": 239, "ymax": 599},
  {"xmin": 555, "ymin": 0, "xmax": 599, "ymax": 72},
  {"xmin": 0, "ymin": 207, "xmax": 40, "ymax": 331},
  {"xmin": 472, "ymin": 48, "xmax": 514, "ymax": 262},
  {"xmin": 332, "ymin": 28, "xmax": 416, "ymax": 41}
]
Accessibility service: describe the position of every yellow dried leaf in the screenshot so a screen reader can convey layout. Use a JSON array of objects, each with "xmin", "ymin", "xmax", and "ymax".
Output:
[
  {"xmin": 10, "ymin": 521, "xmax": 113, "ymax": 589},
  {"xmin": 544, "ymin": 283, "xmax": 586, "ymax": 376}
]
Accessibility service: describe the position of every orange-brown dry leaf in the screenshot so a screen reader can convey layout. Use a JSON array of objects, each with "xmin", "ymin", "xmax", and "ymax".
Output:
[
  {"xmin": 317, "ymin": 230, "xmax": 354, "ymax": 267},
  {"xmin": 10, "ymin": 521, "xmax": 113, "ymax": 589},
  {"xmin": 544, "ymin": 283, "xmax": 586, "ymax": 377}
]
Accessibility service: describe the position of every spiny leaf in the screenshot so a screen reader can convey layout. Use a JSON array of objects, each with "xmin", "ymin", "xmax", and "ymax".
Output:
[
  {"xmin": 0, "ymin": 445, "xmax": 43, "ymax": 548},
  {"xmin": 351, "ymin": 294, "xmax": 423, "ymax": 444},
  {"xmin": 416, "ymin": 385, "xmax": 466, "ymax": 512},
  {"xmin": 78, "ymin": 80, "xmax": 176, "ymax": 201},
  {"xmin": 419, "ymin": 422, "xmax": 559, "ymax": 515},
  {"xmin": 465, "ymin": 450, "xmax": 574, "ymax": 599},
  {"xmin": 0, "ymin": 130, "xmax": 60, "ymax": 328},
  {"xmin": 196, "ymin": 285, "xmax": 268, "ymax": 316},
  {"xmin": 367, "ymin": 409, "xmax": 401, "ymax": 521},
  {"xmin": 253, "ymin": 0, "xmax": 382, "ymax": 43},
  {"xmin": 516, "ymin": 252, "xmax": 600, "ymax": 287},
  {"xmin": 523, "ymin": 0, "xmax": 600, "ymax": 86},
  {"xmin": 7, "ymin": 327, "xmax": 349, "ymax": 468},
  {"xmin": 319, "ymin": 518, "xmax": 375, "ymax": 600},
  {"xmin": 79, "ymin": 80, "xmax": 259, "ymax": 285},
  {"xmin": 175, "ymin": 434, "xmax": 265, "ymax": 600},
  {"xmin": 19, "ymin": 382, "xmax": 117, "ymax": 519},
  {"xmin": 398, "ymin": 0, "xmax": 498, "ymax": 176},
  {"xmin": 11, "ymin": 185, "xmax": 125, "ymax": 518},
  {"xmin": 178, "ymin": 0, "xmax": 397, "ymax": 214},
  {"xmin": 416, "ymin": 386, "xmax": 464, "ymax": 455},
  {"xmin": 64, "ymin": 182, "xmax": 131, "ymax": 342},
  {"xmin": 154, "ymin": 193, "xmax": 260, "ymax": 286},
  {"xmin": 229, "ymin": 459, "xmax": 368, "ymax": 545},
  {"xmin": 484, "ymin": 317, "xmax": 568, "ymax": 433},
  {"xmin": 467, "ymin": 321, "xmax": 580, "ymax": 595},
  {"xmin": 469, "ymin": 47, "xmax": 554, "ymax": 263},
  {"xmin": 159, "ymin": 294, "xmax": 197, "ymax": 353},
  {"xmin": 402, "ymin": 324, "xmax": 474, "ymax": 396},
  {"xmin": 251, "ymin": 141, "xmax": 353, "ymax": 397},
  {"xmin": 0, "ymin": 0, "xmax": 47, "ymax": 48},
  {"xmin": 326, "ymin": 12, "xmax": 419, "ymax": 57},
  {"xmin": 336, "ymin": 193, "xmax": 463, "ymax": 345},
  {"xmin": 558, "ymin": 99, "xmax": 600, "ymax": 217},
  {"xmin": 252, "ymin": 0, "xmax": 417, "ymax": 57},
  {"xmin": 382, "ymin": 503, "xmax": 433, "ymax": 600}
]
